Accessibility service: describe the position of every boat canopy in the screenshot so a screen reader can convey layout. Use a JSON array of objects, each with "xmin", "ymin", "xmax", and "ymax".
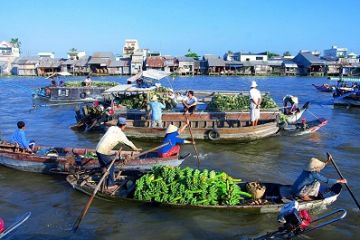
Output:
[
  {"xmin": 329, "ymin": 77, "xmax": 360, "ymax": 83},
  {"xmin": 105, "ymin": 69, "xmax": 170, "ymax": 93},
  {"xmin": 46, "ymin": 72, "xmax": 72, "ymax": 79},
  {"xmin": 127, "ymin": 69, "xmax": 171, "ymax": 83}
]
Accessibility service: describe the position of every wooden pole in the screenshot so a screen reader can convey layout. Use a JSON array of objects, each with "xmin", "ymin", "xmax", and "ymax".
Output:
[
  {"xmin": 327, "ymin": 153, "xmax": 360, "ymax": 211},
  {"xmin": 72, "ymin": 157, "xmax": 117, "ymax": 232},
  {"xmin": 184, "ymin": 114, "xmax": 201, "ymax": 168}
]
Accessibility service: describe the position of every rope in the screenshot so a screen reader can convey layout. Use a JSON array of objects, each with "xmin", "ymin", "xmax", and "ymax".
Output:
[{"xmin": 306, "ymin": 109, "xmax": 321, "ymax": 120}]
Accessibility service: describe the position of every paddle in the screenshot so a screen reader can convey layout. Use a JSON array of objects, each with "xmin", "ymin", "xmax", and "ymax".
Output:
[
  {"xmin": 72, "ymin": 157, "xmax": 117, "ymax": 232},
  {"xmin": 327, "ymin": 152, "xmax": 360, "ymax": 211},
  {"xmin": 132, "ymin": 142, "xmax": 170, "ymax": 159},
  {"xmin": 184, "ymin": 114, "xmax": 200, "ymax": 168}
]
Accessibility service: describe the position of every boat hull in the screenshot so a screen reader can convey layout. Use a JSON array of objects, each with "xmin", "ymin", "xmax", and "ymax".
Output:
[
  {"xmin": 0, "ymin": 142, "xmax": 187, "ymax": 174},
  {"xmin": 67, "ymin": 174, "xmax": 342, "ymax": 213},
  {"xmin": 281, "ymin": 118, "xmax": 328, "ymax": 136}
]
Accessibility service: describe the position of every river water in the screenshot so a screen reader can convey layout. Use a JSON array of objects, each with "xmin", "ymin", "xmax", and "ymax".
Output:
[{"xmin": 0, "ymin": 76, "xmax": 359, "ymax": 240}]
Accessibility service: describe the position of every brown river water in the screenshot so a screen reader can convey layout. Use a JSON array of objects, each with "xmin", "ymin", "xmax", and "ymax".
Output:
[{"xmin": 0, "ymin": 76, "xmax": 359, "ymax": 239}]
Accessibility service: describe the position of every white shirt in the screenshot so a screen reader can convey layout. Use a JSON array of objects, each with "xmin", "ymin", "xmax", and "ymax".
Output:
[
  {"xmin": 249, "ymin": 88, "xmax": 261, "ymax": 109},
  {"xmin": 96, "ymin": 126, "xmax": 137, "ymax": 155}
]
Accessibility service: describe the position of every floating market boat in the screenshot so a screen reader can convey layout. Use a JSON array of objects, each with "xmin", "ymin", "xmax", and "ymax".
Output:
[
  {"xmin": 330, "ymin": 77, "xmax": 360, "ymax": 107},
  {"xmin": 32, "ymin": 72, "xmax": 118, "ymax": 103},
  {"xmin": 72, "ymin": 111, "xmax": 280, "ymax": 142},
  {"xmin": 0, "ymin": 141, "xmax": 189, "ymax": 174},
  {"xmin": 280, "ymin": 118, "xmax": 328, "ymax": 136},
  {"xmin": 312, "ymin": 84, "xmax": 334, "ymax": 92},
  {"xmin": 66, "ymin": 170, "xmax": 342, "ymax": 213}
]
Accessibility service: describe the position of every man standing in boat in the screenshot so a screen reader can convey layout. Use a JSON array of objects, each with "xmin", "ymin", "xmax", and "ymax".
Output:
[
  {"xmin": 292, "ymin": 157, "xmax": 347, "ymax": 201},
  {"xmin": 182, "ymin": 90, "xmax": 198, "ymax": 114},
  {"xmin": 95, "ymin": 117, "xmax": 142, "ymax": 191},
  {"xmin": 249, "ymin": 81, "xmax": 261, "ymax": 127},
  {"xmin": 147, "ymin": 95, "xmax": 166, "ymax": 128},
  {"xmin": 10, "ymin": 121, "xmax": 35, "ymax": 153},
  {"xmin": 158, "ymin": 120, "xmax": 192, "ymax": 158}
]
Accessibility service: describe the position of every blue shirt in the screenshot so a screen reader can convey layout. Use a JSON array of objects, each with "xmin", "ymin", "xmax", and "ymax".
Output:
[
  {"xmin": 158, "ymin": 132, "xmax": 185, "ymax": 153},
  {"xmin": 10, "ymin": 129, "xmax": 30, "ymax": 149},
  {"xmin": 292, "ymin": 170, "xmax": 337, "ymax": 195},
  {"xmin": 148, "ymin": 101, "xmax": 165, "ymax": 121},
  {"xmin": 185, "ymin": 96, "xmax": 197, "ymax": 106}
]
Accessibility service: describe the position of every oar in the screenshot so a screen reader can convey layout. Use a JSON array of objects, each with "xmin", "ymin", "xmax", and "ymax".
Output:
[
  {"xmin": 72, "ymin": 157, "xmax": 117, "ymax": 232},
  {"xmin": 327, "ymin": 152, "xmax": 360, "ymax": 211},
  {"xmin": 132, "ymin": 142, "xmax": 170, "ymax": 159},
  {"xmin": 184, "ymin": 114, "xmax": 200, "ymax": 168}
]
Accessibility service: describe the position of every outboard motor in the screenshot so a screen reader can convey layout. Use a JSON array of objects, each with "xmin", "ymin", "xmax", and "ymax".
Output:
[{"xmin": 277, "ymin": 201, "xmax": 311, "ymax": 233}]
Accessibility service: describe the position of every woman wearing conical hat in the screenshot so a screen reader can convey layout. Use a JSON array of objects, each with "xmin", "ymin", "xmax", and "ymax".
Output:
[
  {"xmin": 158, "ymin": 119, "xmax": 192, "ymax": 158},
  {"xmin": 292, "ymin": 157, "xmax": 347, "ymax": 201}
]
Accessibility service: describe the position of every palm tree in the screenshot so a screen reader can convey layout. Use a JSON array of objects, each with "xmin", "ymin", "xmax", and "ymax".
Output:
[
  {"xmin": 69, "ymin": 48, "xmax": 78, "ymax": 53},
  {"xmin": 10, "ymin": 38, "xmax": 21, "ymax": 51}
]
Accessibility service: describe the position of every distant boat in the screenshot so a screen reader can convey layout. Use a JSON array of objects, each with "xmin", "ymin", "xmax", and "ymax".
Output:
[
  {"xmin": 312, "ymin": 84, "xmax": 334, "ymax": 92},
  {"xmin": 330, "ymin": 77, "xmax": 360, "ymax": 107}
]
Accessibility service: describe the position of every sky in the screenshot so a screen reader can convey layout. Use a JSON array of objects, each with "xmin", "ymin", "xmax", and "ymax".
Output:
[{"xmin": 1, "ymin": 0, "xmax": 360, "ymax": 58}]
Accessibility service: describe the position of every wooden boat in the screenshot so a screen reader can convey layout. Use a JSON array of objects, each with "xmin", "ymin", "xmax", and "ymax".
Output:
[
  {"xmin": 66, "ymin": 172, "xmax": 342, "ymax": 213},
  {"xmin": 72, "ymin": 111, "xmax": 280, "ymax": 142},
  {"xmin": 0, "ymin": 141, "xmax": 189, "ymax": 174},
  {"xmin": 281, "ymin": 118, "xmax": 328, "ymax": 136},
  {"xmin": 330, "ymin": 77, "xmax": 360, "ymax": 107},
  {"xmin": 312, "ymin": 84, "xmax": 334, "ymax": 92}
]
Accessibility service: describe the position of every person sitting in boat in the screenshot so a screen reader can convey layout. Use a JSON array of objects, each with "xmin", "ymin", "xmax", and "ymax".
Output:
[
  {"xmin": 83, "ymin": 76, "xmax": 92, "ymax": 87},
  {"xmin": 182, "ymin": 90, "xmax": 198, "ymax": 114},
  {"xmin": 59, "ymin": 80, "xmax": 65, "ymax": 87},
  {"xmin": 50, "ymin": 78, "xmax": 57, "ymax": 87},
  {"xmin": 292, "ymin": 157, "xmax": 347, "ymax": 201},
  {"xmin": 95, "ymin": 117, "xmax": 142, "ymax": 192},
  {"xmin": 147, "ymin": 95, "xmax": 166, "ymax": 128},
  {"xmin": 158, "ymin": 120, "xmax": 192, "ymax": 158},
  {"xmin": 283, "ymin": 95, "xmax": 299, "ymax": 115},
  {"xmin": 10, "ymin": 121, "xmax": 36, "ymax": 153}
]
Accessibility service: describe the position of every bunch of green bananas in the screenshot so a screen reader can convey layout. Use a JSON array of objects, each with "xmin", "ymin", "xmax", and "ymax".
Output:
[{"xmin": 134, "ymin": 166, "xmax": 251, "ymax": 206}]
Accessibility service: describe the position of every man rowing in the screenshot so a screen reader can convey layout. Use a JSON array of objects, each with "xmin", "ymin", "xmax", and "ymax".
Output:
[
  {"xmin": 292, "ymin": 157, "xmax": 347, "ymax": 201},
  {"xmin": 96, "ymin": 117, "xmax": 141, "ymax": 192}
]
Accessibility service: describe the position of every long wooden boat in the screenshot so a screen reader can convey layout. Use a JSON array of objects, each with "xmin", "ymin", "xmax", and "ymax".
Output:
[
  {"xmin": 66, "ymin": 172, "xmax": 342, "ymax": 213},
  {"xmin": 72, "ymin": 111, "xmax": 280, "ymax": 142},
  {"xmin": 0, "ymin": 141, "xmax": 189, "ymax": 174},
  {"xmin": 281, "ymin": 118, "xmax": 328, "ymax": 136}
]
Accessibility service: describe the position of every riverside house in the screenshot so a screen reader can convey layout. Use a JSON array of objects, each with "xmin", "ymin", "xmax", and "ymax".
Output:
[
  {"xmin": 293, "ymin": 52, "xmax": 325, "ymax": 76},
  {"xmin": 177, "ymin": 56, "xmax": 196, "ymax": 75},
  {"xmin": 282, "ymin": 61, "xmax": 299, "ymax": 76},
  {"xmin": 12, "ymin": 57, "xmax": 39, "ymax": 76},
  {"xmin": 203, "ymin": 55, "xmax": 226, "ymax": 75},
  {"xmin": 88, "ymin": 52, "xmax": 114, "ymax": 75},
  {"xmin": 163, "ymin": 56, "xmax": 178, "ymax": 73},
  {"xmin": 145, "ymin": 56, "xmax": 166, "ymax": 71},
  {"xmin": 37, "ymin": 58, "xmax": 62, "ymax": 76}
]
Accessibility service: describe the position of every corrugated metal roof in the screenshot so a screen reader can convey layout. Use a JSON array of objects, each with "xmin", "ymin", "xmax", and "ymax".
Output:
[
  {"xmin": 207, "ymin": 57, "xmax": 225, "ymax": 67},
  {"xmin": 109, "ymin": 60, "xmax": 129, "ymax": 67},
  {"xmin": 282, "ymin": 61, "xmax": 298, "ymax": 68},
  {"xmin": 267, "ymin": 60, "xmax": 283, "ymax": 66},
  {"xmin": 241, "ymin": 61, "xmax": 268, "ymax": 67},
  {"xmin": 38, "ymin": 58, "xmax": 62, "ymax": 68},
  {"xmin": 91, "ymin": 52, "xmax": 114, "ymax": 58},
  {"xmin": 146, "ymin": 56, "xmax": 165, "ymax": 68},
  {"xmin": 74, "ymin": 57, "xmax": 90, "ymax": 67},
  {"xmin": 300, "ymin": 52, "xmax": 325, "ymax": 64},
  {"xmin": 177, "ymin": 56, "xmax": 196, "ymax": 62},
  {"xmin": 88, "ymin": 57, "xmax": 110, "ymax": 65},
  {"xmin": 14, "ymin": 56, "xmax": 39, "ymax": 65}
]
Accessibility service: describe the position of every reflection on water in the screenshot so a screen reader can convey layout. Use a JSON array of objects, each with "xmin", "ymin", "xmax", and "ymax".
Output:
[{"xmin": 0, "ymin": 76, "xmax": 359, "ymax": 239}]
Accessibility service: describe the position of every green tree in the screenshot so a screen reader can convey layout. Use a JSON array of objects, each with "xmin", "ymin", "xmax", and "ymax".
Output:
[
  {"xmin": 185, "ymin": 49, "xmax": 200, "ymax": 60},
  {"xmin": 69, "ymin": 48, "xmax": 78, "ymax": 53},
  {"xmin": 283, "ymin": 51, "xmax": 292, "ymax": 56},
  {"xmin": 10, "ymin": 38, "xmax": 21, "ymax": 52},
  {"xmin": 266, "ymin": 51, "xmax": 280, "ymax": 59}
]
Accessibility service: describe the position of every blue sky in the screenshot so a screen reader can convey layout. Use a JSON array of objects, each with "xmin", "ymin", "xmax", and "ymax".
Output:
[{"xmin": 2, "ymin": 0, "xmax": 359, "ymax": 57}]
